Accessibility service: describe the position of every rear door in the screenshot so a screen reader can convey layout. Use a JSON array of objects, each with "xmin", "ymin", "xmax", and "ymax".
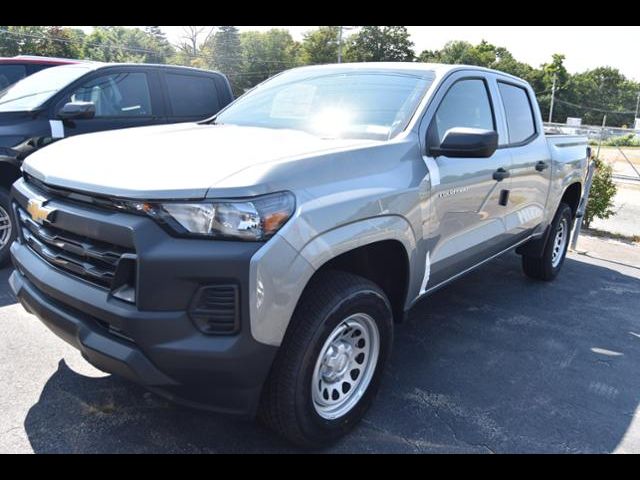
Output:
[
  {"xmin": 495, "ymin": 80, "xmax": 551, "ymax": 236},
  {"xmin": 421, "ymin": 73, "xmax": 513, "ymax": 288},
  {"xmin": 51, "ymin": 66, "xmax": 164, "ymax": 138},
  {"xmin": 160, "ymin": 70, "xmax": 223, "ymax": 124}
]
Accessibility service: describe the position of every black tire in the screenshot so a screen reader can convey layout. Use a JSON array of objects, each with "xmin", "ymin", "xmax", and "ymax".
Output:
[
  {"xmin": 259, "ymin": 270, "xmax": 393, "ymax": 448},
  {"xmin": 0, "ymin": 188, "xmax": 16, "ymax": 267},
  {"xmin": 522, "ymin": 202, "xmax": 573, "ymax": 281}
]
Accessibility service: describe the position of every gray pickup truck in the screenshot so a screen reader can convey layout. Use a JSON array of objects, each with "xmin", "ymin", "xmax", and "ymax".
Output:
[{"xmin": 9, "ymin": 63, "xmax": 589, "ymax": 447}]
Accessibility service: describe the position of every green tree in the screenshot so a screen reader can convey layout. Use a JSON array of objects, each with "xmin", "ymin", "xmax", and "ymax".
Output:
[
  {"xmin": 584, "ymin": 157, "xmax": 617, "ymax": 228},
  {"xmin": 143, "ymin": 26, "xmax": 174, "ymax": 63},
  {"xmin": 82, "ymin": 26, "xmax": 174, "ymax": 64},
  {"xmin": 343, "ymin": 26, "xmax": 414, "ymax": 62},
  {"xmin": 239, "ymin": 29, "xmax": 301, "ymax": 89},
  {"xmin": 418, "ymin": 39, "xmax": 541, "ymax": 92},
  {"xmin": 201, "ymin": 26, "xmax": 244, "ymax": 94},
  {"xmin": 300, "ymin": 26, "xmax": 340, "ymax": 65},
  {"xmin": 562, "ymin": 67, "xmax": 640, "ymax": 126},
  {"xmin": 0, "ymin": 26, "xmax": 83, "ymax": 58}
]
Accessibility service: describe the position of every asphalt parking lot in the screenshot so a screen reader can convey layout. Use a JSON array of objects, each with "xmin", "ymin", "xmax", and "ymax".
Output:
[{"xmin": 1, "ymin": 235, "xmax": 639, "ymax": 453}]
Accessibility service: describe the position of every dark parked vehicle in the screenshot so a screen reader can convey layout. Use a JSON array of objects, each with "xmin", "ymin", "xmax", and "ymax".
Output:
[
  {"xmin": 0, "ymin": 62, "xmax": 234, "ymax": 264},
  {"xmin": 0, "ymin": 55, "xmax": 83, "ymax": 89}
]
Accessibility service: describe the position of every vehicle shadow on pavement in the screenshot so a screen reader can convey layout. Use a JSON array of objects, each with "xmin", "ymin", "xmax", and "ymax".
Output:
[
  {"xmin": 22, "ymin": 253, "xmax": 640, "ymax": 453},
  {"xmin": 0, "ymin": 267, "xmax": 17, "ymax": 307}
]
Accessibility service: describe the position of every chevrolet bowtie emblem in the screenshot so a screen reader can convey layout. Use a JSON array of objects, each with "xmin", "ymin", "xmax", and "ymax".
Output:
[{"xmin": 27, "ymin": 198, "xmax": 56, "ymax": 224}]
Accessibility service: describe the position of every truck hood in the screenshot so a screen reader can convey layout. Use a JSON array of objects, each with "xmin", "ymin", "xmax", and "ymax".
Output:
[{"xmin": 23, "ymin": 123, "xmax": 377, "ymax": 199}]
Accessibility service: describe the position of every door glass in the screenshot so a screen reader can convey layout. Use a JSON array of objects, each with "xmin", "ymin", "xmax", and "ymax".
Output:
[
  {"xmin": 68, "ymin": 72, "xmax": 153, "ymax": 117},
  {"xmin": 434, "ymin": 79, "xmax": 494, "ymax": 143},
  {"xmin": 165, "ymin": 73, "xmax": 219, "ymax": 117},
  {"xmin": 498, "ymin": 82, "xmax": 536, "ymax": 144}
]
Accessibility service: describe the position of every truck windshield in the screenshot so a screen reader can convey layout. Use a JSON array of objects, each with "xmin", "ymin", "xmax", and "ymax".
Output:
[
  {"xmin": 215, "ymin": 69, "xmax": 434, "ymax": 140},
  {"xmin": 0, "ymin": 65, "xmax": 92, "ymax": 112}
]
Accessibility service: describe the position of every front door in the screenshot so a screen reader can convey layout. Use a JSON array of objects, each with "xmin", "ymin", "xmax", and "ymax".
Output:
[
  {"xmin": 423, "ymin": 76, "xmax": 512, "ymax": 289},
  {"xmin": 51, "ymin": 68, "xmax": 164, "ymax": 139}
]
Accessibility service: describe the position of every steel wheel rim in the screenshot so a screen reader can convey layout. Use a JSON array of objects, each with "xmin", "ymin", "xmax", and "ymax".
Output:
[
  {"xmin": 311, "ymin": 313, "xmax": 380, "ymax": 420},
  {"xmin": 551, "ymin": 217, "xmax": 568, "ymax": 268},
  {"xmin": 0, "ymin": 205, "xmax": 12, "ymax": 250}
]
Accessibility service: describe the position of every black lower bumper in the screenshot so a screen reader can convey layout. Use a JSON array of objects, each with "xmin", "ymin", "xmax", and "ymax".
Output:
[{"xmin": 10, "ymin": 241, "xmax": 278, "ymax": 417}]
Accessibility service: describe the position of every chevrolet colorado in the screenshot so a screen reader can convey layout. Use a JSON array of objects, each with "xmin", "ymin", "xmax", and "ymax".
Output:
[{"xmin": 9, "ymin": 63, "xmax": 589, "ymax": 447}]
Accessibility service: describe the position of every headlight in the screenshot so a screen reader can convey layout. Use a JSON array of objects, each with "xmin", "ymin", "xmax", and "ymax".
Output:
[{"xmin": 126, "ymin": 191, "xmax": 295, "ymax": 241}]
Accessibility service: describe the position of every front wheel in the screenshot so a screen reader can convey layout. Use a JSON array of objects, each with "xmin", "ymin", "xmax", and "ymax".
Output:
[
  {"xmin": 522, "ymin": 202, "xmax": 573, "ymax": 281},
  {"xmin": 0, "ymin": 188, "xmax": 16, "ymax": 267},
  {"xmin": 259, "ymin": 270, "xmax": 393, "ymax": 448}
]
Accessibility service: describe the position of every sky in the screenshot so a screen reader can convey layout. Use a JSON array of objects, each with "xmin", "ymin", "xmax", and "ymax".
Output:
[{"xmin": 80, "ymin": 26, "xmax": 640, "ymax": 81}]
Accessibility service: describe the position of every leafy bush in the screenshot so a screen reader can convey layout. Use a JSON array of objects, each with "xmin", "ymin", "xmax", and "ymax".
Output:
[
  {"xmin": 604, "ymin": 133, "xmax": 640, "ymax": 147},
  {"xmin": 583, "ymin": 156, "xmax": 618, "ymax": 228}
]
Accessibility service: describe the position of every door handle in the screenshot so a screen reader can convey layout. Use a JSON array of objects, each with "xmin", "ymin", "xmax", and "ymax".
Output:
[
  {"xmin": 492, "ymin": 167, "xmax": 510, "ymax": 182},
  {"xmin": 535, "ymin": 161, "xmax": 549, "ymax": 172}
]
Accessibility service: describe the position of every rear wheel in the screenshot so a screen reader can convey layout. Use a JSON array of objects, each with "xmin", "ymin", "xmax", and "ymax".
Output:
[
  {"xmin": 0, "ymin": 188, "xmax": 16, "ymax": 267},
  {"xmin": 259, "ymin": 270, "xmax": 393, "ymax": 448},
  {"xmin": 522, "ymin": 202, "xmax": 573, "ymax": 281}
]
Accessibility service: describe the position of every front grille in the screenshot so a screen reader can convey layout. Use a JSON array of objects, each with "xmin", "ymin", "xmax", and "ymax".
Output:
[{"xmin": 17, "ymin": 206, "xmax": 134, "ymax": 288}]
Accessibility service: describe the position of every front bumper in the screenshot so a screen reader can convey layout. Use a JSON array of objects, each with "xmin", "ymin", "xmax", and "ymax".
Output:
[{"xmin": 9, "ymin": 180, "xmax": 278, "ymax": 416}]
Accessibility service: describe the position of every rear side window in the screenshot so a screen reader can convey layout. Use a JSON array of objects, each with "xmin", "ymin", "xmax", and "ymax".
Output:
[
  {"xmin": 0, "ymin": 65, "xmax": 27, "ymax": 89},
  {"xmin": 69, "ymin": 72, "xmax": 153, "ymax": 117},
  {"xmin": 165, "ymin": 73, "xmax": 220, "ymax": 117},
  {"xmin": 434, "ymin": 78, "xmax": 495, "ymax": 143},
  {"xmin": 498, "ymin": 82, "xmax": 536, "ymax": 144}
]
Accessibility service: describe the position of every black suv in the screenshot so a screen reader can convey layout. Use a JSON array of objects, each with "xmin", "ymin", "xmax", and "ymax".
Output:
[{"xmin": 0, "ymin": 62, "xmax": 234, "ymax": 264}]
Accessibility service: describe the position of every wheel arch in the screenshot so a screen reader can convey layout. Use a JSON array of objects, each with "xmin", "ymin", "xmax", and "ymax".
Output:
[{"xmin": 249, "ymin": 215, "xmax": 417, "ymax": 347}]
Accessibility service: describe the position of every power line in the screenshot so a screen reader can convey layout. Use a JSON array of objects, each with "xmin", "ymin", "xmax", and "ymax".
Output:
[{"xmin": 554, "ymin": 98, "xmax": 638, "ymax": 115}]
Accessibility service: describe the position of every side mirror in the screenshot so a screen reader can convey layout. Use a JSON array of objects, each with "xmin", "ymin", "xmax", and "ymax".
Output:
[
  {"xmin": 58, "ymin": 101, "xmax": 96, "ymax": 120},
  {"xmin": 429, "ymin": 127, "xmax": 498, "ymax": 158}
]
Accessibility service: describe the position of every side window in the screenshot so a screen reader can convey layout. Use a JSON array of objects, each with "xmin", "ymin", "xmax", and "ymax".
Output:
[
  {"xmin": 434, "ymin": 79, "xmax": 494, "ymax": 143},
  {"xmin": 498, "ymin": 82, "xmax": 536, "ymax": 144},
  {"xmin": 165, "ymin": 73, "xmax": 220, "ymax": 117},
  {"xmin": 68, "ymin": 72, "xmax": 153, "ymax": 117}
]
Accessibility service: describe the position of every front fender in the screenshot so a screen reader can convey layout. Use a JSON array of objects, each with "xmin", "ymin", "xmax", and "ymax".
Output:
[{"xmin": 248, "ymin": 215, "xmax": 417, "ymax": 347}]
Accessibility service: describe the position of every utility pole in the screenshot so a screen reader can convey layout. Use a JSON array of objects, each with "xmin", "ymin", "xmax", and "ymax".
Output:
[
  {"xmin": 635, "ymin": 92, "xmax": 640, "ymax": 120},
  {"xmin": 548, "ymin": 72, "xmax": 557, "ymax": 123}
]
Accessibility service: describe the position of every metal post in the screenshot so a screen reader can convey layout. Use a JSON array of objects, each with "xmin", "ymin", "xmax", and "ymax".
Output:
[
  {"xmin": 337, "ymin": 26, "xmax": 343, "ymax": 64},
  {"xmin": 596, "ymin": 114, "xmax": 606, "ymax": 159},
  {"xmin": 635, "ymin": 92, "xmax": 640, "ymax": 120},
  {"xmin": 548, "ymin": 72, "xmax": 557, "ymax": 123}
]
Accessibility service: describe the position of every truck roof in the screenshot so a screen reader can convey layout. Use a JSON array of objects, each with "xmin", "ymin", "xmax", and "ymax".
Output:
[
  {"xmin": 0, "ymin": 55, "xmax": 87, "ymax": 65},
  {"xmin": 288, "ymin": 62, "xmax": 526, "ymax": 83},
  {"xmin": 47, "ymin": 61, "xmax": 227, "ymax": 77}
]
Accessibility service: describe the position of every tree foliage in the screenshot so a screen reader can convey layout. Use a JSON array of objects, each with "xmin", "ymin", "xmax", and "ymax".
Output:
[
  {"xmin": 300, "ymin": 26, "xmax": 339, "ymax": 65},
  {"xmin": 584, "ymin": 157, "xmax": 618, "ymax": 228},
  {"xmin": 0, "ymin": 26, "xmax": 84, "ymax": 58},
  {"xmin": 418, "ymin": 40, "xmax": 640, "ymax": 127},
  {"xmin": 238, "ymin": 29, "xmax": 301, "ymax": 89},
  {"xmin": 344, "ymin": 26, "xmax": 414, "ymax": 62},
  {"xmin": 201, "ymin": 26, "xmax": 244, "ymax": 94}
]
